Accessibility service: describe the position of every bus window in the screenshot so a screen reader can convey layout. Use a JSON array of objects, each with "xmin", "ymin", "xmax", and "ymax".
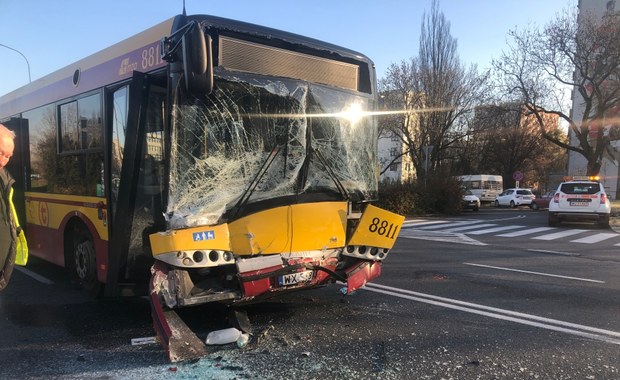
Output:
[
  {"xmin": 24, "ymin": 104, "xmax": 56, "ymax": 193},
  {"xmin": 111, "ymin": 86, "xmax": 128, "ymax": 217},
  {"xmin": 136, "ymin": 88, "xmax": 165, "ymax": 222},
  {"xmin": 56, "ymin": 93, "xmax": 103, "ymax": 196},
  {"xmin": 59, "ymin": 94, "xmax": 103, "ymax": 153}
]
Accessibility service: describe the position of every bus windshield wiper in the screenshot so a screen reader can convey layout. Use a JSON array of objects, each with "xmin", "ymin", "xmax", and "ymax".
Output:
[
  {"xmin": 229, "ymin": 145, "xmax": 283, "ymax": 218},
  {"xmin": 312, "ymin": 148, "xmax": 349, "ymax": 200}
]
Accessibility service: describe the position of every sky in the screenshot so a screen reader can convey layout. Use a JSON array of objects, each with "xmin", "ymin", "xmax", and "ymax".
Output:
[{"xmin": 0, "ymin": 0, "xmax": 576, "ymax": 97}]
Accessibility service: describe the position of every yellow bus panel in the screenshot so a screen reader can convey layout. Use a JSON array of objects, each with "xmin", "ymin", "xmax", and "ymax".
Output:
[
  {"xmin": 228, "ymin": 201, "xmax": 348, "ymax": 256},
  {"xmin": 347, "ymin": 204, "xmax": 404, "ymax": 249},
  {"xmin": 150, "ymin": 223, "xmax": 231, "ymax": 256}
]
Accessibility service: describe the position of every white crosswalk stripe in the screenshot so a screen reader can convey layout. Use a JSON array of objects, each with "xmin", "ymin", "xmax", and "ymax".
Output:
[
  {"xmin": 467, "ymin": 225, "xmax": 525, "ymax": 235},
  {"xmin": 418, "ymin": 220, "xmax": 483, "ymax": 230},
  {"xmin": 497, "ymin": 227, "xmax": 555, "ymax": 237},
  {"xmin": 532, "ymin": 229, "xmax": 588, "ymax": 241},
  {"xmin": 403, "ymin": 220, "xmax": 448, "ymax": 228},
  {"xmin": 570, "ymin": 233, "xmax": 619, "ymax": 244},
  {"xmin": 445, "ymin": 223, "xmax": 497, "ymax": 232}
]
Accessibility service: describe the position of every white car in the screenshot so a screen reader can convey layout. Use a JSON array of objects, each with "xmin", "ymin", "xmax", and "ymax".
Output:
[
  {"xmin": 548, "ymin": 179, "xmax": 610, "ymax": 228},
  {"xmin": 494, "ymin": 188, "xmax": 535, "ymax": 208},
  {"xmin": 462, "ymin": 190, "xmax": 480, "ymax": 211}
]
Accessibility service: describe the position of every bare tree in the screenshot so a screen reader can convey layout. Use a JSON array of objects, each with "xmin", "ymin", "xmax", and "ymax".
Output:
[
  {"xmin": 379, "ymin": 0, "xmax": 488, "ymax": 181},
  {"xmin": 473, "ymin": 104, "xmax": 566, "ymax": 187},
  {"xmin": 495, "ymin": 6, "xmax": 620, "ymax": 175}
]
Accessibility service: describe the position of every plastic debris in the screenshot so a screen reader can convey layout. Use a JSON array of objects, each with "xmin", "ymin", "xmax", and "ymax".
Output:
[
  {"xmin": 236, "ymin": 333, "xmax": 250, "ymax": 348},
  {"xmin": 206, "ymin": 327, "xmax": 242, "ymax": 345},
  {"xmin": 131, "ymin": 336, "xmax": 158, "ymax": 345}
]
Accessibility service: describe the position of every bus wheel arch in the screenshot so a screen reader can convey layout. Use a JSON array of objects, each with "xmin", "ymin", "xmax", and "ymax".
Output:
[{"xmin": 64, "ymin": 218, "xmax": 103, "ymax": 297}]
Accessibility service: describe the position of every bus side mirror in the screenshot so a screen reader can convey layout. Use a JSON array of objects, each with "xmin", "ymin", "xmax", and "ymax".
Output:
[{"xmin": 181, "ymin": 24, "xmax": 213, "ymax": 95}]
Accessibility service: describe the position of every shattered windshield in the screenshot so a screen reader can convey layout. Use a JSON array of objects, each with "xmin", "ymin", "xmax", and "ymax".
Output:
[{"xmin": 166, "ymin": 72, "xmax": 378, "ymax": 229}]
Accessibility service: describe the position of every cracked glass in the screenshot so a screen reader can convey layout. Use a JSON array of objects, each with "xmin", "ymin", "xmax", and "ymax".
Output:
[{"xmin": 166, "ymin": 71, "xmax": 378, "ymax": 229}]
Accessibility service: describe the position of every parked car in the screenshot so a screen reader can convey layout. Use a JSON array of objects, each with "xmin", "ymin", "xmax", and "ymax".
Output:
[
  {"xmin": 530, "ymin": 191, "xmax": 554, "ymax": 210},
  {"xmin": 462, "ymin": 190, "xmax": 480, "ymax": 211},
  {"xmin": 494, "ymin": 188, "xmax": 535, "ymax": 208},
  {"xmin": 548, "ymin": 179, "xmax": 610, "ymax": 228}
]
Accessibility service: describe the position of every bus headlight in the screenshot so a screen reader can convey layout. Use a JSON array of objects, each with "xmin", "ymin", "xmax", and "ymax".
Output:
[
  {"xmin": 342, "ymin": 245, "xmax": 390, "ymax": 261},
  {"xmin": 154, "ymin": 249, "xmax": 235, "ymax": 268}
]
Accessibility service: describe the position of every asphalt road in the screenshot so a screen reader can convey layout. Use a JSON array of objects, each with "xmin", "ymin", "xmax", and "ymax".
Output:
[{"xmin": 0, "ymin": 207, "xmax": 618, "ymax": 379}]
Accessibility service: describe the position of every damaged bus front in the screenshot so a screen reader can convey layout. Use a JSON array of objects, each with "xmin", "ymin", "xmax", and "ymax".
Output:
[{"xmin": 147, "ymin": 15, "xmax": 404, "ymax": 361}]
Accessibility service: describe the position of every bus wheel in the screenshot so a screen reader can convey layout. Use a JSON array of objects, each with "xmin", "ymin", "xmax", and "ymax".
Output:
[{"xmin": 70, "ymin": 225, "xmax": 102, "ymax": 297}]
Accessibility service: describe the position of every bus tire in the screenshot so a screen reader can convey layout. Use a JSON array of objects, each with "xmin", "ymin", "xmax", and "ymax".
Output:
[{"xmin": 67, "ymin": 222, "xmax": 102, "ymax": 297}]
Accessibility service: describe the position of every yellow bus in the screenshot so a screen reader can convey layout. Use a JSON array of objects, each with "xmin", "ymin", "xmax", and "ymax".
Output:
[{"xmin": 0, "ymin": 13, "xmax": 403, "ymax": 361}]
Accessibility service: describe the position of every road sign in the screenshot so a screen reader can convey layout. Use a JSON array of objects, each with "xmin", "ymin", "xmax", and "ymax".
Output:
[{"xmin": 513, "ymin": 171, "xmax": 524, "ymax": 181}]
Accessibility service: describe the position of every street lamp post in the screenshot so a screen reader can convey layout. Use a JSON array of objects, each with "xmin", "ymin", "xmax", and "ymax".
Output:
[{"xmin": 0, "ymin": 43, "xmax": 32, "ymax": 84}]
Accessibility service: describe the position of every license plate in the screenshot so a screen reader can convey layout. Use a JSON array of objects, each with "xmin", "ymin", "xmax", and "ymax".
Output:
[
  {"xmin": 278, "ymin": 270, "xmax": 313, "ymax": 286},
  {"xmin": 570, "ymin": 201, "xmax": 589, "ymax": 206}
]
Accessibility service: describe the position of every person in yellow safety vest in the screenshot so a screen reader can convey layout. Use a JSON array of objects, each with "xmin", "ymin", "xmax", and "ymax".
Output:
[{"xmin": 0, "ymin": 123, "xmax": 28, "ymax": 292}]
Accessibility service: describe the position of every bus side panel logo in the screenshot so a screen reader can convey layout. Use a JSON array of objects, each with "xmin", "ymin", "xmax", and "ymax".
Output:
[
  {"xmin": 39, "ymin": 202, "xmax": 49, "ymax": 227},
  {"xmin": 193, "ymin": 230, "xmax": 215, "ymax": 241}
]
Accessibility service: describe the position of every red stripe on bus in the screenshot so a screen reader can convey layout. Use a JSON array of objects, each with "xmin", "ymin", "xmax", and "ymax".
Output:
[{"xmin": 25, "ymin": 196, "xmax": 104, "ymax": 209}]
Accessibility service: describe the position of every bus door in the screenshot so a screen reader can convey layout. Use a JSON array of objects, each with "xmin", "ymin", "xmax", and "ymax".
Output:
[{"xmin": 106, "ymin": 71, "xmax": 167, "ymax": 296}]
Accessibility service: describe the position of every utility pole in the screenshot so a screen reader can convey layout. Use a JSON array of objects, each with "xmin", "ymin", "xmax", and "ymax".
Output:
[{"xmin": 423, "ymin": 145, "xmax": 433, "ymax": 188}]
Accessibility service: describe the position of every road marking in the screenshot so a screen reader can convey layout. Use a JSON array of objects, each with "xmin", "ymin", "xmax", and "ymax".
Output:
[
  {"xmin": 527, "ymin": 249, "xmax": 580, "ymax": 257},
  {"xmin": 418, "ymin": 220, "xmax": 481, "ymax": 230},
  {"xmin": 467, "ymin": 225, "xmax": 525, "ymax": 235},
  {"xmin": 14, "ymin": 266, "xmax": 54, "ymax": 285},
  {"xmin": 463, "ymin": 262, "xmax": 604, "ymax": 283},
  {"xmin": 532, "ymin": 229, "xmax": 588, "ymax": 241},
  {"xmin": 402, "ymin": 220, "xmax": 448, "ymax": 228},
  {"xmin": 485, "ymin": 214, "xmax": 527, "ymax": 222},
  {"xmin": 445, "ymin": 223, "xmax": 496, "ymax": 232},
  {"xmin": 497, "ymin": 227, "xmax": 556, "ymax": 237},
  {"xmin": 399, "ymin": 229, "xmax": 487, "ymax": 246},
  {"xmin": 402, "ymin": 219, "xmax": 619, "ymax": 245},
  {"xmin": 364, "ymin": 283, "xmax": 620, "ymax": 345},
  {"xmin": 570, "ymin": 233, "xmax": 619, "ymax": 244}
]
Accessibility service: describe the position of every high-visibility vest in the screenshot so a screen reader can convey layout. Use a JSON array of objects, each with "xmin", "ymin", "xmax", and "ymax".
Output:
[{"xmin": 9, "ymin": 187, "xmax": 27, "ymax": 266}]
